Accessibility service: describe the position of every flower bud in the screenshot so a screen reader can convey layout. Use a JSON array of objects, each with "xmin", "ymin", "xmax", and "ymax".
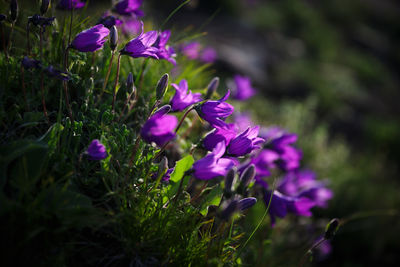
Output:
[
  {"xmin": 205, "ymin": 77, "xmax": 219, "ymax": 99},
  {"xmin": 237, "ymin": 164, "xmax": 256, "ymax": 195},
  {"xmin": 40, "ymin": 0, "xmax": 51, "ymax": 15},
  {"xmin": 324, "ymin": 218, "xmax": 340, "ymax": 240},
  {"xmin": 110, "ymin": 25, "xmax": 118, "ymax": 51},
  {"xmin": 238, "ymin": 197, "xmax": 257, "ymax": 211},
  {"xmin": 126, "ymin": 72, "xmax": 136, "ymax": 94},
  {"xmin": 219, "ymin": 200, "xmax": 238, "ymax": 221},
  {"xmin": 224, "ymin": 168, "xmax": 236, "ymax": 198},
  {"xmin": 9, "ymin": 0, "xmax": 18, "ymax": 22},
  {"xmin": 156, "ymin": 73, "xmax": 169, "ymax": 101},
  {"xmin": 157, "ymin": 156, "xmax": 168, "ymax": 178}
]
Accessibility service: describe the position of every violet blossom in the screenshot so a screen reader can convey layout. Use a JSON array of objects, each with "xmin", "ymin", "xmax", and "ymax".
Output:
[
  {"xmin": 153, "ymin": 30, "xmax": 176, "ymax": 65},
  {"xmin": 114, "ymin": 0, "xmax": 144, "ymax": 17},
  {"xmin": 231, "ymin": 74, "xmax": 256, "ymax": 101},
  {"xmin": 278, "ymin": 170, "xmax": 333, "ymax": 208},
  {"xmin": 203, "ymin": 123, "xmax": 236, "ymax": 151},
  {"xmin": 193, "ymin": 141, "xmax": 235, "ymax": 180},
  {"xmin": 233, "ymin": 111, "xmax": 254, "ymax": 133},
  {"xmin": 227, "ymin": 126, "xmax": 264, "ymax": 157},
  {"xmin": 140, "ymin": 105, "xmax": 178, "ymax": 147},
  {"xmin": 181, "ymin": 42, "xmax": 201, "ymax": 60},
  {"xmin": 264, "ymin": 190, "xmax": 315, "ymax": 226},
  {"xmin": 238, "ymin": 197, "xmax": 257, "ymax": 211},
  {"xmin": 200, "ymin": 47, "xmax": 217, "ymax": 63},
  {"xmin": 196, "ymin": 90, "xmax": 234, "ymax": 127},
  {"xmin": 121, "ymin": 22, "xmax": 159, "ymax": 59},
  {"xmin": 22, "ymin": 56, "xmax": 41, "ymax": 70},
  {"xmin": 57, "ymin": 0, "xmax": 86, "ymax": 10},
  {"xmin": 44, "ymin": 65, "xmax": 70, "ymax": 81},
  {"xmin": 87, "ymin": 139, "xmax": 108, "ymax": 160},
  {"xmin": 120, "ymin": 17, "xmax": 142, "ymax": 35},
  {"xmin": 98, "ymin": 15, "xmax": 123, "ymax": 29},
  {"xmin": 170, "ymin": 79, "xmax": 202, "ymax": 111},
  {"xmin": 70, "ymin": 24, "xmax": 110, "ymax": 52}
]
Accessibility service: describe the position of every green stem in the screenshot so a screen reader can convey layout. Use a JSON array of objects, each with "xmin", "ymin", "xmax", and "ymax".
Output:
[
  {"xmin": 111, "ymin": 53, "xmax": 122, "ymax": 113},
  {"xmin": 7, "ymin": 22, "xmax": 15, "ymax": 57},
  {"xmin": 101, "ymin": 51, "xmax": 115, "ymax": 93},
  {"xmin": 63, "ymin": 47, "xmax": 74, "ymax": 123},
  {"xmin": 161, "ymin": 0, "xmax": 192, "ymax": 29}
]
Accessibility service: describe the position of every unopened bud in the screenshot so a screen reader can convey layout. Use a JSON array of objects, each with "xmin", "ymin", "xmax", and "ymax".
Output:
[
  {"xmin": 157, "ymin": 156, "xmax": 168, "ymax": 178},
  {"xmin": 153, "ymin": 105, "xmax": 171, "ymax": 117},
  {"xmin": 40, "ymin": 0, "xmax": 51, "ymax": 15},
  {"xmin": 10, "ymin": 0, "xmax": 18, "ymax": 22},
  {"xmin": 237, "ymin": 164, "xmax": 256, "ymax": 195},
  {"xmin": 156, "ymin": 73, "xmax": 169, "ymax": 101},
  {"xmin": 224, "ymin": 168, "xmax": 236, "ymax": 198},
  {"xmin": 205, "ymin": 77, "xmax": 219, "ymax": 99},
  {"xmin": 219, "ymin": 200, "xmax": 238, "ymax": 221},
  {"xmin": 126, "ymin": 72, "xmax": 136, "ymax": 96},
  {"xmin": 324, "ymin": 218, "xmax": 340, "ymax": 240},
  {"xmin": 110, "ymin": 25, "xmax": 118, "ymax": 51},
  {"xmin": 238, "ymin": 197, "xmax": 257, "ymax": 211}
]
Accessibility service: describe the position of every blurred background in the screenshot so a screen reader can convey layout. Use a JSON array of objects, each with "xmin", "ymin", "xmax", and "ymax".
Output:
[{"xmin": 7, "ymin": 0, "xmax": 400, "ymax": 266}]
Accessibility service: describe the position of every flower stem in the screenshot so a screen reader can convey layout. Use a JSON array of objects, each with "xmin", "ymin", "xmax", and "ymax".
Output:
[
  {"xmin": 26, "ymin": 22, "xmax": 31, "ymax": 55},
  {"xmin": 63, "ymin": 47, "xmax": 74, "ymax": 123},
  {"xmin": 40, "ymin": 27, "xmax": 49, "ymax": 122},
  {"xmin": 111, "ymin": 53, "xmax": 122, "ymax": 113},
  {"xmin": 7, "ymin": 22, "xmax": 15, "ymax": 57},
  {"xmin": 20, "ymin": 65, "xmax": 29, "ymax": 110},
  {"xmin": 101, "ymin": 51, "xmax": 115, "ymax": 93},
  {"xmin": 68, "ymin": 5, "xmax": 74, "ymax": 45}
]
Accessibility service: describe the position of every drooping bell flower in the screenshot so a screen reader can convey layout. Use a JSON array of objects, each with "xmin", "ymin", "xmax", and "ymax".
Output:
[
  {"xmin": 86, "ymin": 139, "xmax": 108, "ymax": 160},
  {"xmin": 57, "ymin": 0, "xmax": 86, "ymax": 10},
  {"xmin": 193, "ymin": 141, "xmax": 235, "ymax": 180},
  {"xmin": 69, "ymin": 24, "xmax": 110, "ymax": 52},
  {"xmin": 261, "ymin": 127, "xmax": 302, "ymax": 172},
  {"xmin": 98, "ymin": 15, "xmax": 123, "ymax": 29},
  {"xmin": 227, "ymin": 126, "xmax": 264, "ymax": 157},
  {"xmin": 200, "ymin": 47, "xmax": 217, "ymax": 63},
  {"xmin": 195, "ymin": 90, "xmax": 234, "ymax": 127},
  {"xmin": 44, "ymin": 65, "xmax": 70, "ymax": 81},
  {"xmin": 170, "ymin": 79, "xmax": 202, "ymax": 111},
  {"xmin": 278, "ymin": 170, "xmax": 333, "ymax": 208},
  {"xmin": 181, "ymin": 42, "xmax": 201, "ymax": 60},
  {"xmin": 231, "ymin": 74, "xmax": 256, "ymax": 101},
  {"xmin": 114, "ymin": 0, "xmax": 144, "ymax": 17},
  {"xmin": 120, "ymin": 22, "xmax": 159, "ymax": 59},
  {"xmin": 140, "ymin": 105, "xmax": 178, "ymax": 147},
  {"xmin": 264, "ymin": 190, "xmax": 315, "ymax": 226},
  {"xmin": 22, "ymin": 56, "xmax": 41, "ymax": 70},
  {"xmin": 203, "ymin": 123, "xmax": 236, "ymax": 151},
  {"xmin": 153, "ymin": 30, "xmax": 176, "ymax": 65},
  {"xmin": 28, "ymin": 15, "xmax": 55, "ymax": 27}
]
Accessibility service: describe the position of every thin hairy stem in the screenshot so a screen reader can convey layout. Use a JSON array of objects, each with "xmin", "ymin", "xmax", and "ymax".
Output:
[
  {"xmin": 63, "ymin": 47, "xmax": 74, "ymax": 122},
  {"xmin": 111, "ymin": 53, "xmax": 122, "ymax": 113},
  {"xmin": 102, "ymin": 51, "xmax": 115, "ymax": 92}
]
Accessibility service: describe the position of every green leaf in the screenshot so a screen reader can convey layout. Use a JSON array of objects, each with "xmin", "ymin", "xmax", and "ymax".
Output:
[
  {"xmin": 170, "ymin": 155, "xmax": 194, "ymax": 183},
  {"xmin": 199, "ymin": 185, "xmax": 223, "ymax": 216}
]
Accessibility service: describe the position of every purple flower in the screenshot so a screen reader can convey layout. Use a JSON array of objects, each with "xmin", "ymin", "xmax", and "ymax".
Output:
[
  {"xmin": 203, "ymin": 123, "xmax": 236, "ymax": 151},
  {"xmin": 227, "ymin": 126, "xmax": 264, "ymax": 156},
  {"xmin": 98, "ymin": 15, "xmax": 123, "ymax": 28},
  {"xmin": 233, "ymin": 112, "xmax": 254, "ymax": 133},
  {"xmin": 181, "ymin": 42, "xmax": 201, "ymax": 59},
  {"xmin": 278, "ymin": 170, "xmax": 333, "ymax": 208},
  {"xmin": 44, "ymin": 65, "xmax": 70, "ymax": 81},
  {"xmin": 196, "ymin": 91, "xmax": 234, "ymax": 127},
  {"xmin": 264, "ymin": 190, "xmax": 315, "ymax": 226},
  {"xmin": 22, "ymin": 56, "xmax": 41, "ymax": 70},
  {"xmin": 28, "ymin": 15, "xmax": 55, "ymax": 27},
  {"xmin": 70, "ymin": 24, "xmax": 110, "ymax": 52},
  {"xmin": 114, "ymin": 0, "xmax": 144, "ymax": 17},
  {"xmin": 170, "ymin": 79, "xmax": 202, "ymax": 111},
  {"xmin": 200, "ymin": 47, "xmax": 217, "ymax": 63},
  {"xmin": 57, "ymin": 0, "xmax": 86, "ymax": 10},
  {"xmin": 193, "ymin": 141, "xmax": 235, "ymax": 180},
  {"xmin": 120, "ymin": 16, "xmax": 142, "ymax": 35},
  {"xmin": 87, "ymin": 139, "xmax": 108, "ymax": 160},
  {"xmin": 162, "ymin": 168, "xmax": 174, "ymax": 182},
  {"xmin": 140, "ymin": 105, "xmax": 178, "ymax": 147},
  {"xmin": 153, "ymin": 30, "xmax": 176, "ymax": 65},
  {"xmin": 121, "ymin": 22, "xmax": 159, "ymax": 59},
  {"xmin": 250, "ymin": 149, "xmax": 279, "ymax": 179},
  {"xmin": 261, "ymin": 127, "xmax": 302, "ymax": 172},
  {"xmin": 231, "ymin": 75, "xmax": 256, "ymax": 100}
]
